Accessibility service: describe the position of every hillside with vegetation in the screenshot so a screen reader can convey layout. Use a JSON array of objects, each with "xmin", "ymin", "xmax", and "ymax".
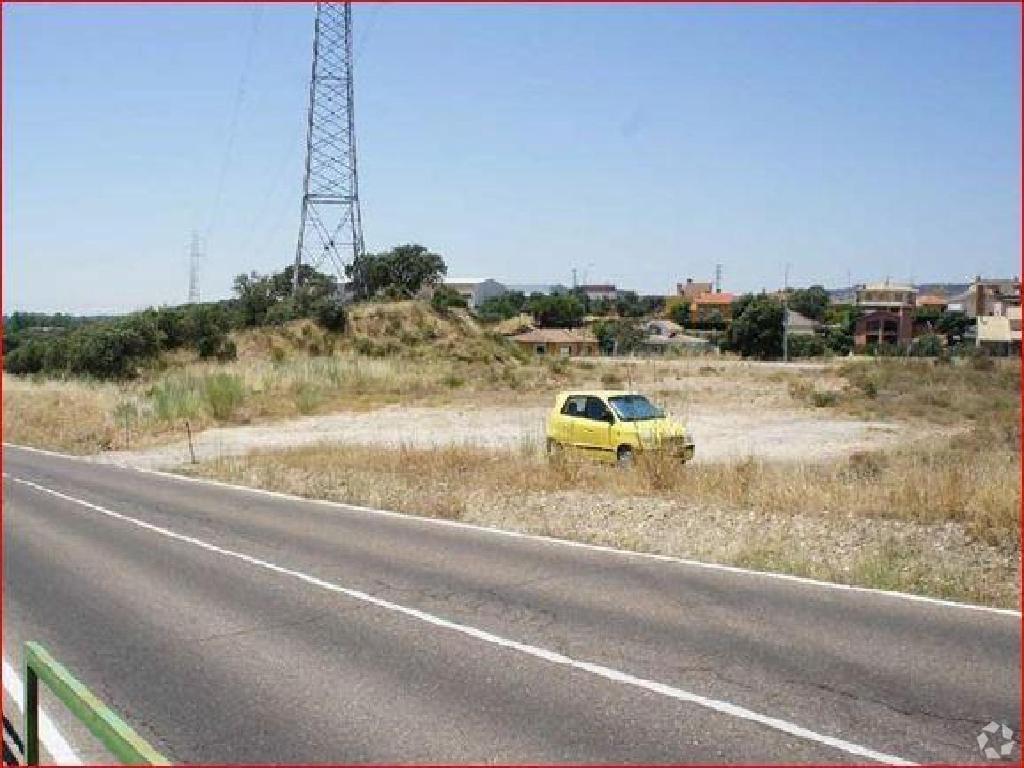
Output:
[{"xmin": 2, "ymin": 245, "xmax": 592, "ymax": 454}]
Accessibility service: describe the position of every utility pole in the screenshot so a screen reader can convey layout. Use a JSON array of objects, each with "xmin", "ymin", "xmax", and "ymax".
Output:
[
  {"xmin": 715, "ymin": 263, "xmax": 722, "ymax": 293},
  {"xmin": 782, "ymin": 262, "xmax": 790, "ymax": 362},
  {"xmin": 294, "ymin": 1, "xmax": 364, "ymax": 294},
  {"xmin": 188, "ymin": 231, "xmax": 203, "ymax": 304}
]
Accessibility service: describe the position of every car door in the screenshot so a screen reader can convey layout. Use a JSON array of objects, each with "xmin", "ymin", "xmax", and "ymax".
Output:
[
  {"xmin": 576, "ymin": 396, "xmax": 615, "ymax": 455},
  {"xmin": 556, "ymin": 395, "xmax": 587, "ymax": 447}
]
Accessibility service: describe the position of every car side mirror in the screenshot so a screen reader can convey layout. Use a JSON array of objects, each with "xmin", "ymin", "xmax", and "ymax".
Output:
[{"xmin": 604, "ymin": 412, "xmax": 615, "ymax": 424}]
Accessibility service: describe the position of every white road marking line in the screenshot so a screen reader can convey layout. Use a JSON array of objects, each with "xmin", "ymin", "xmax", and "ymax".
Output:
[
  {"xmin": 2, "ymin": 657, "xmax": 82, "ymax": 765},
  {"xmin": 4, "ymin": 441, "xmax": 1019, "ymax": 618},
  {"xmin": 8, "ymin": 474, "xmax": 916, "ymax": 765}
]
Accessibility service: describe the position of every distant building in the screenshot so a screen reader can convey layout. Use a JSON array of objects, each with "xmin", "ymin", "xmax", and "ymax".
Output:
[
  {"xmin": 854, "ymin": 310, "xmax": 914, "ymax": 349},
  {"xmin": 855, "ymin": 281, "xmax": 918, "ymax": 311},
  {"xmin": 509, "ymin": 328, "xmax": 600, "ymax": 357},
  {"xmin": 691, "ymin": 292, "xmax": 735, "ymax": 322},
  {"xmin": 506, "ymin": 284, "xmax": 569, "ymax": 296},
  {"xmin": 916, "ymin": 293, "xmax": 949, "ymax": 313},
  {"xmin": 579, "ymin": 284, "xmax": 618, "ymax": 303},
  {"xmin": 644, "ymin": 319, "xmax": 684, "ymax": 338},
  {"xmin": 641, "ymin": 319, "xmax": 710, "ymax": 354},
  {"xmin": 785, "ymin": 309, "xmax": 822, "ymax": 336},
  {"xmin": 977, "ymin": 305, "xmax": 1021, "ymax": 355},
  {"xmin": 441, "ymin": 278, "xmax": 508, "ymax": 308},
  {"xmin": 677, "ymin": 278, "xmax": 713, "ymax": 299},
  {"xmin": 950, "ymin": 276, "xmax": 1021, "ymax": 319}
]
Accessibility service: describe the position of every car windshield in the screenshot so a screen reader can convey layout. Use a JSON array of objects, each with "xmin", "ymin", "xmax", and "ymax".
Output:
[{"xmin": 608, "ymin": 395, "xmax": 662, "ymax": 422}]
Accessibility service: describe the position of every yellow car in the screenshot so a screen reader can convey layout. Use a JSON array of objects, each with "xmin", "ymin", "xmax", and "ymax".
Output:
[{"xmin": 545, "ymin": 390, "xmax": 695, "ymax": 464}]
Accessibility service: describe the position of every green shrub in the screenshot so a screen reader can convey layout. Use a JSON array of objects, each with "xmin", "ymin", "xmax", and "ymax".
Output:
[
  {"xmin": 787, "ymin": 334, "xmax": 826, "ymax": 358},
  {"xmin": 291, "ymin": 381, "xmax": 323, "ymax": 414},
  {"xmin": 911, "ymin": 333, "xmax": 944, "ymax": 358},
  {"xmin": 216, "ymin": 339, "xmax": 238, "ymax": 362},
  {"xmin": 431, "ymin": 286, "xmax": 468, "ymax": 314},
  {"xmin": 601, "ymin": 371, "xmax": 623, "ymax": 388},
  {"xmin": 202, "ymin": 373, "xmax": 245, "ymax": 420},
  {"xmin": 811, "ymin": 390, "xmax": 837, "ymax": 407},
  {"xmin": 315, "ymin": 300, "xmax": 347, "ymax": 333},
  {"xmin": 148, "ymin": 376, "xmax": 204, "ymax": 421},
  {"xmin": 4, "ymin": 340, "xmax": 47, "ymax": 374}
]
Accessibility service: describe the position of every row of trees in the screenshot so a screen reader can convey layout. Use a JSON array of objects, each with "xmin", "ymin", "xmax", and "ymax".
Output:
[
  {"xmin": 5, "ymin": 242, "xmax": 455, "ymax": 380},
  {"xmin": 4, "ymin": 263, "xmax": 351, "ymax": 379},
  {"xmin": 475, "ymin": 288, "xmax": 667, "ymax": 327}
]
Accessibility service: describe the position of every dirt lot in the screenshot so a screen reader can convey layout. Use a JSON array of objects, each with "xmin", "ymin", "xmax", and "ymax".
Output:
[
  {"xmin": 93, "ymin": 359, "xmax": 931, "ymax": 470},
  {"xmin": 97, "ymin": 401, "xmax": 916, "ymax": 470}
]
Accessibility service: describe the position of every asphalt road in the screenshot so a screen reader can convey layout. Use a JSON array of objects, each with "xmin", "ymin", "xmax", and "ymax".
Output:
[{"xmin": 2, "ymin": 444, "xmax": 1020, "ymax": 764}]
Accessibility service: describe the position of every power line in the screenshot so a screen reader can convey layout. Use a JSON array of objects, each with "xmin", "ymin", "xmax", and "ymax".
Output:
[{"xmin": 203, "ymin": 6, "xmax": 264, "ymax": 243}]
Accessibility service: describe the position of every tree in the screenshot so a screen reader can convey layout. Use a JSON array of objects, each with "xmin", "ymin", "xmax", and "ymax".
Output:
[
  {"xmin": 476, "ymin": 291, "xmax": 527, "ymax": 322},
  {"xmin": 824, "ymin": 326, "xmax": 853, "ymax": 356},
  {"xmin": 232, "ymin": 264, "xmax": 340, "ymax": 329},
  {"xmin": 592, "ymin": 319, "xmax": 645, "ymax": 355},
  {"xmin": 911, "ymin": 333, "xmax": 944, "ymax": 357},
  {"xmin": 526, "ymin": 293, "xmax": 585, "ymax": 328},
  {"xmin": 431, "ymin": 286, "xmax": 468, "ymax": 313},
  {"xmin": 4, "ymin": 339, "xmax": 47, "ymax": 374},
  {"xmin": 668, "ymin": 299, "xmax": 691, "ymax": 327},
  {"xmin": 728, "ymin": 295, "xmax": 784, "ymax": 359},
  {"xmin": 345, "ymin": 244, "xmax": 446, "ymax": 299},
  {"xmin": 936, "ymin": 311, "xmax": 972, "ymax": 346},
  {"xmin": 615, "ymin": 291, "xmax": 644, "ymax": 318},
  {"xmin": 315, "ymin": 300, "xmax": 347, "ymax": 333},
  {"xmin": 694, "ymin": 308, "xmax": 726, "ymax": 331},
  {"xmin": 788, "ymin": 285, "xmax": 830, "ymax": 322},
  {"xmin": 180, "ymin": 304, "xmax": 233, "ymax": 358},
  {"xmin": 233, "ymin": 272, "xmax": 276, "ymax": 327},
  {"xmin": 787, "ymin": 334, "xmax": 827, "ymax": 358}
]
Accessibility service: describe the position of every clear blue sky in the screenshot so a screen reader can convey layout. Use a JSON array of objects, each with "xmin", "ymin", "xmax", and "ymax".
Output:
[{"xmin": 3, "ymin": 3, "xmax": 1020, "ymax": 314}]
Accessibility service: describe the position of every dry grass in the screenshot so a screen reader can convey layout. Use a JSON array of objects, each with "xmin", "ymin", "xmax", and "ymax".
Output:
[
  {"xmin": 8, "ymin": 319, "xmax": 1017, "ymax": 607},
  {"xmin": 187, "ymin": 440, "xmax": 1018, "ymax": 607},
  {"xmin": 179, "ymin": 355, "xmax": 1020, "ymax": 608},
  {"xmin": 2, "ymin": 302, "xmax": 585, "ymax": 453},
  {"xmin": 2, "ymin": 376, "xmax": 124, "ymax": 454}
]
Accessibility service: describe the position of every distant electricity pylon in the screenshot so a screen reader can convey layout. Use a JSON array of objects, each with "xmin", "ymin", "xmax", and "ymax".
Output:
[
  {"xmin": 293, "ymin": 1, "xmax": 364, "ymax": 293},
  {"xmin": 188, "ymin": 231, "xmax": 204, "ymax": 303}
]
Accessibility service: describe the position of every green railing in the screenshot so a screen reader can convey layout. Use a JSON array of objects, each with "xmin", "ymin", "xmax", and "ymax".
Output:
[{"xmin": 23, "ymin": 642, "xmax": 169, "ymax": 765}]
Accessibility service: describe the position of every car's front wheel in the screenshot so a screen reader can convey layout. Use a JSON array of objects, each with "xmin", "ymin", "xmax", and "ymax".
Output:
[
  {"xmin": 616, "ymin": 445, "xmax": 634, "ymax": 466},
  {"xmin": 546, "ymin": 438, "xmax": 562, "ymax": 457}
]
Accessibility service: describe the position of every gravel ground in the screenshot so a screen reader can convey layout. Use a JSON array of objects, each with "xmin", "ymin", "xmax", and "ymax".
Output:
[
  {"xmin": 463, "ymin": 489, "xmax": 1019, "ymax": 607},
  {"xmin": 97, "ymin": 403, "xmax": 916, "ymax": 470}
]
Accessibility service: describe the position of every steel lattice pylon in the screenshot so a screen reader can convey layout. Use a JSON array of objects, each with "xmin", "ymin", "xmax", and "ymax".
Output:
[{"xmin": 294, "ymin": 1, "xmax": 363, "ymax": 289}]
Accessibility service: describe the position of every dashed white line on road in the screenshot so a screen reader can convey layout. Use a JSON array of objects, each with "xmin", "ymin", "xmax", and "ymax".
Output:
[{"xmin": 8, "ymin": 473, "xmax": 917, "ymax": 765}]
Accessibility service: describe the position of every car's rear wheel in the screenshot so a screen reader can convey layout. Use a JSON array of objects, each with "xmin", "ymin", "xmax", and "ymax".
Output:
[
  {"xmin": 616, "ymin": 445, "xmax": 634, "ymax": 466},
  {"xmin": 546, "ymin": 438, "xmax": 562, "ymax": 457}
]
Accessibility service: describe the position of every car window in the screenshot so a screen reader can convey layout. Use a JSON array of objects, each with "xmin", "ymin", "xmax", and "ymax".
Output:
[
  {"xmin": 560, "ymin": 395, "xmax": 587, "ymax": 418},
  {"xmin": 584, "ymin": 396, "xmax": 612, "ymax": 422},
  {"xmin": 608, "ymin": 395, "xmax": 661, "ymax": 421}
]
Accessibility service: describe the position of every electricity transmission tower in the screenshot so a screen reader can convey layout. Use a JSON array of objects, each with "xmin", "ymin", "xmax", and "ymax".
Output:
[
  {"xmin": 188, "ymin": 230, "xmax": 204, "ymax": 303},
  {"xmin": 293, "ymin": 1, "xmax": 364, "ymax": 293}
]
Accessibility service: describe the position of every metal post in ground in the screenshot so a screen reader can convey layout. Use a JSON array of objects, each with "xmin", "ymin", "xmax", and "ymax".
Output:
[
  {"xmin": 24, "ymin": 663, "xmax": 38, "ymax": 765},
  {"xmin": 185, "ymin": 420, "xmax": 197, "ymax": 464}
]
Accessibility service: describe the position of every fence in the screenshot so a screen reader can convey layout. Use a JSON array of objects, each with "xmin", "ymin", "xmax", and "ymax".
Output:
[{"xmin": 22, "ymin": 642, "xmax": 168, "ymax": 765}]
